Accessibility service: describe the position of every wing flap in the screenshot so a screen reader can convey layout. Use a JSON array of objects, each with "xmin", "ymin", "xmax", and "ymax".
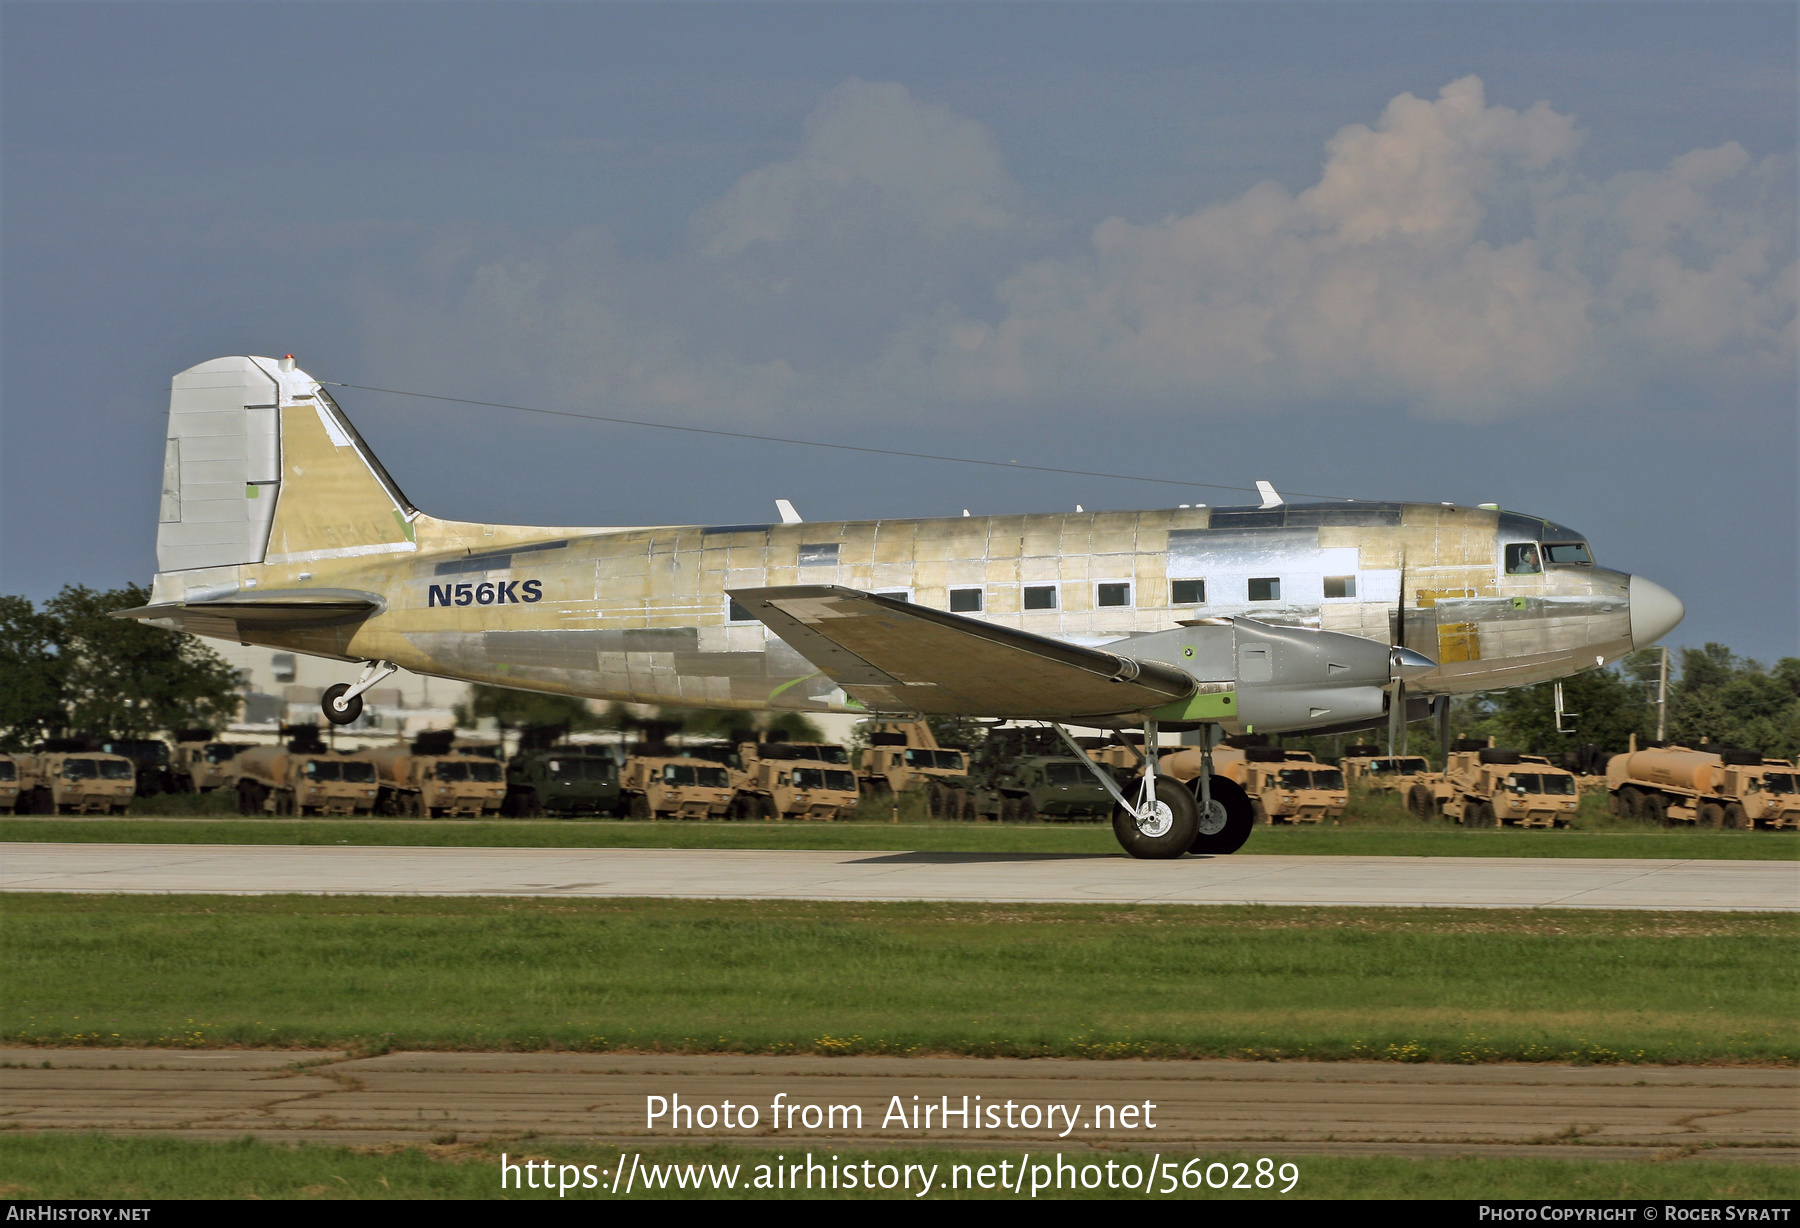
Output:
[
  {"xmin": 730, "ymin": 585, "xmax": 1195, "ymax": 719},
  {"xmin": 113, "ymin": 589, "xmax": 382, "ymax": 639}
]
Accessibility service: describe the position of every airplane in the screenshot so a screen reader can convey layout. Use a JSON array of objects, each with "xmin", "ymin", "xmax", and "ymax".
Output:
[{"xmin": 120, "ymin": 356, "xmax": 1685, "ymax": 859}]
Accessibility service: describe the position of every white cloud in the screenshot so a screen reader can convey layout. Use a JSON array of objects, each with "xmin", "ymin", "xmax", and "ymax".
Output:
[{"xmin": 364, "ymin": 76, "xmax": 1794, "ymax": 426}]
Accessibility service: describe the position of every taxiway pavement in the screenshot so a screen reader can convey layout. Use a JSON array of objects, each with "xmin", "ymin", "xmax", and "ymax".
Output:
[{"xmin": 2, "ymin": 842, "xmax": 1795, "ymax": 910}]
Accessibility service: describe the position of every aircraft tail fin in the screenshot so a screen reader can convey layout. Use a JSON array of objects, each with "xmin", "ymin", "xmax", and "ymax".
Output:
[{"xmin": 156, "ymin": 356, "xmax": 417, "ymax": 579}]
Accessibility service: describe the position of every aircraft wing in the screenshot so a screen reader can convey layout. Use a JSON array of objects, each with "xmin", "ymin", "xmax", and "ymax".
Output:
[
  {"xmin": 113, "ymin": 589, "xmax": 382, "ymax": 640},
  {"xmin": 729, "ymin": 584, "xmax": 1196, "ymax": 719}
]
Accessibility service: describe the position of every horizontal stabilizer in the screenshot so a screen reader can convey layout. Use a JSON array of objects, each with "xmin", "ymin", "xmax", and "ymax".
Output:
[
  {"xmin": 729, "ymin": 585, "xmax": 1196, "ymax": 720},
  {"xmin": 113, "ymin": 589, "xmax": 382, "ymax": 640}
]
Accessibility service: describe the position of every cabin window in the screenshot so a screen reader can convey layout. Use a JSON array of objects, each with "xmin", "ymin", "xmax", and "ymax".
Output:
[
  {"xmin": 1544, "ymin": 542, "xmax": 1592, "ymax": 565},
  {"xmin": 1248, "ymin": 577, "xmax": 1280, "ymax": 602},
  {"xmin": 1504, "ymin": 543, "xmax": 1542, "ymax": 575},
  {"xmin": 798, "ymin": 543, "xmax": 839, "ymax": 566},
  {"xmin": 272, "ymin": 654, "xmax": 296, "ymax": 683},
  {"xmin": 874, "ymin": 590, "xmax": 911, "ymax": 603},
  {"xmin": 949, "ymin": 588, "xmax": 983, "ymax": 613},
  {"xmin": 1170, "ymin": 579, "xmax": 1205, "ymax": 605},
  {"xmin": 1097, "ymin": 582, "xmax": 1131, "ymax": 608},
  {"xmin": 1023, "ymin": 585, "xmax": 1057, "ymax": 610},
  {"xmin": 1324, "ymin": 575, "xmax": 1356, "ymax": 599},
  {"xmin": 727, "ymin": 598, "xmax": 754, "ymax": 622}
]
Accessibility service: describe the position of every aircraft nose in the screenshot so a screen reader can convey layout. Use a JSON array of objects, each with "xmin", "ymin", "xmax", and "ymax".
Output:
[{"xmin": 1629, "ymin": 575, "xmax": 1685, "ymax": 648}]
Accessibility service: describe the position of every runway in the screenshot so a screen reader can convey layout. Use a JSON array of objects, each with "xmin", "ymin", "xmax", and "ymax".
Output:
[
  {"xmin": 3, "ymin": 842, "xmax": 1795, "ymax": 910},
  {"xmin": 2, "ymin": 1049, "xmax": 1792, "ymax": 1161}
]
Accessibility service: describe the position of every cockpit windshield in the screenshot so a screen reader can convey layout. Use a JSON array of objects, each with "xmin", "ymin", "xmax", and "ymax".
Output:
[
  {"xmin": 1763, "ymin": 773, "xmax": 1795, "ymax": 794},
  {"xmin": 1544, "ymin": 542, "xmax": 1592, "ymax": 565},
  {"xmin": 1504, "ymin": 544, "xmax": 1542, "ymax": 575}
]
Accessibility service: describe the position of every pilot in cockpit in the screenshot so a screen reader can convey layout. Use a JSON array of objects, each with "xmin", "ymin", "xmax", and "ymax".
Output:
[{"xmin": 1505, "ymin": 543, "xmax": 1541, "ymax": 575}]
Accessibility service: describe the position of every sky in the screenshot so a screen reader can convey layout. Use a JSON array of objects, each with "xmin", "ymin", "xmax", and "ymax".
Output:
[{"xmin": 3, "ymin": 1, "xmax": 1795, "ymax": 662}]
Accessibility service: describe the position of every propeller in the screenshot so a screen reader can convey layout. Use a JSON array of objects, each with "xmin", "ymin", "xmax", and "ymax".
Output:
[{"xmin": 1389, "ymin": 552, "xmax": 1407, "ymax": 756}]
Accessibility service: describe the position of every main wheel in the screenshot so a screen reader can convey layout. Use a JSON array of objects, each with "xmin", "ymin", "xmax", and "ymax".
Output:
[
  {"xmin": 1697, "ymin": 802, "xmax": 1724, "ymax": 828},
  {"xmin": 1111, "ymin": 776, "xmax": 1199, "ymax": 860},
  {"xmin": 320, "ymin": 683, "xmax": 362, "ymax": 726},
  {"xmin": 1188, "ymin": 774, "xmax": 1254, "ymax": 855},
  {"xmin": 1723, "ymin": 803, "xmax": 1747, "ymax": 830}
]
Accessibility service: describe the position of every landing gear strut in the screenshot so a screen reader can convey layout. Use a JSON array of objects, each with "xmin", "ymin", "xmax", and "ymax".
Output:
[
  {"xmin": 1052, "ymin": 717, "xmax": 1253, "ymax": 859},
  {"xmin": 321, "ymin": 660, "xmax": 397, "ymax": 726}
]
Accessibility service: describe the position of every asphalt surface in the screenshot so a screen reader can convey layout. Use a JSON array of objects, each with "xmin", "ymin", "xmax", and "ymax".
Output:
[
  {"xmin": 2, "ymin": 1050, "xmax": 1792, "ymax": 1162},
  {"xmin": 2, "ymin": 842, "xmax": 1796, "ymax": 910}
]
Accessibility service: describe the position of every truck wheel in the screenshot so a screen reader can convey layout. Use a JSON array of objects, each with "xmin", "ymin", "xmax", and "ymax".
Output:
[
  {"xmin": 1249, "ymin": 799, "xmax": 1269, "ymax": 825},
  {"xmin": 1407, "ymin": 784, "xmax": 1436, "ymax": 819},
  {"xmin": 628, "ymin": 794, "xmax": 651, "ymax": 820},
  {"xmin": 1723, "ymin": 803, "xmax": 1747, "ymax": 830},
  {"xmin": 1697, "ymin": 802, "xmax": 1724, "ymax": 828},
  {"xmin": 320, "ymin": 683, "xmax": 362, "ymax": 726},
  {"xmin": 1617, "ymin": 786, "xmax": 1643, "ymax": 820},
  {"xmin": 1188, "ymin": 775, "xmax": 1254, "ymax": 855},
  {"xmin": 520, "ymin": 790, "xmax": 544, "ymax": 818},
  {"xmin": 1641, "ymin": 793, "xmax": 1668, "ymax": 826},
  {"xmin": 1111, "ymin": 777, "xmax": 1199, "ymax": 860},
  {"xmin": 1014, "ymin": 796, "xmax": 1038, "ymax": 824}
]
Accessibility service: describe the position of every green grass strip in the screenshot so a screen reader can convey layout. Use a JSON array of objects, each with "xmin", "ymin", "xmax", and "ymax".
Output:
[
  {"xmin": 2, "ymin": 895, "xmax": 1792, "ymax": 1063},
  {"xmin": 2, "ymin": 817, "xmax": 1793, "ymax": 859},
  {"xmin": 0, "ymin": 1136, "xmax": 1792, "ymax": 1200}
]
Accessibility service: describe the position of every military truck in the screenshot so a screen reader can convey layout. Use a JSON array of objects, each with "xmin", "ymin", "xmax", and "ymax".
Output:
[
  {"xmin": 502, "ymin": 746, "xmax": 624, "ymax": 817},
  {"xmin": 97, "ymin": 739, "xmax": 176, "ymax": 796},
  {"xmin": 619, "ymin": 752, "xmax": 736, "ymax": 819},
  {"xmin": 733, "ymin": 741, "xmax": 859, "ymax": 820},
  {"xmin": 15, "ymin": 750, "xmax": 137, "ymax": 815},
  {"xmin": 233, "ymin": 737, "xmax": 380, "ymax": 816},
  {"xmin": 1410, "ymin": 744, "xmax": 1579, "ymax": 827},
  {"xmin": 170, "ymin": 731, "xmax": 257, "ymax": 793},
  {"xmin": 1606, "ymin": 745, "xmax": 1800, "ymax": 829},
  {"xmin": 856, "ymin": 721, "xmax": 973, "ymax": 819},
  {"xmin": 0, "ymin": 754, "xmax": 20, "ymax": 814},
  {"xmin": 366, "ymin": 733, "xmax": 507, "ymax": 817},
  {"xmin": 1340, "ymin": 745, "xmax": 1433, "ymax": 798},
  {"xmin": 971, "ymin": 756, "xmax": 1114, "ymax": 822},
  {"xmin": 1161, "ymin": 745, "xmax": 1346, "ymax": 825}
]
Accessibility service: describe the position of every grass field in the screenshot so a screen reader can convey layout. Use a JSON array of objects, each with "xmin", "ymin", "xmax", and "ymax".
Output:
[
  {"xmin": 0, "ymin": 1136, "xmax": 1791, "ymax": 1200},
  {"xmin": 3, "ymin": 814, "xmax": 1793, "ymax": 859},
  {"xmin": 3, "ymin": 895, "xmax": 1792, "ymax": 1063}
]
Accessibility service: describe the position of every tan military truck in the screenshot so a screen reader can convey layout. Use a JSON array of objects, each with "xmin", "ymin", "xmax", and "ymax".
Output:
[
  {"xmin": 618, "ymin": 753, "xmax": 737, "ymax": 819},
  {"xmin": 1162, "ymin": 746, "xmax": 1346, "ymax": 824},
  {"xmin": 365, "ymin": 739, "xmax": 507, "ymax": 817},
  {"xmin": 1607, "ymin": 745, "xmax": 1800, "ymax": 829},
  {"xmin": 1340, "ymin": 744, "xmax": 1433, "ymax": 799},
  {"xmin": 1412, "ymin": 746, "xmax": 1579, "ymax": 828},
  {"xmin": 233, "ymin": 742, "xmax": 381, "ymax": 816},
  {"xmin": 170, "ymin": 731, "xmax": 258, "ymax": 793},
  {"xmin": 15, "ymin": 750, "xmax": 137, "ymax": 815},
  {"xmin": 855, "ymin": 721, "xmax": 973, "ymax": 819},
  {"xmin": 733, "ymin": 741, "xmax": 860, "ymax": 820},
  {"xmin": 0, "ymin": 753, "xmax": 20, "ymax": 814}
]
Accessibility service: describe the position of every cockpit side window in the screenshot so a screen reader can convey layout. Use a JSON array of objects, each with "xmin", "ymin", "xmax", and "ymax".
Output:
[
  {"xmin": 1504, "ymin": 543, "xmax": 1542, "ymax": 575},
  {"xmin": 1544, "ymin": 542, "xmax": 1592, "ymax": 565}
]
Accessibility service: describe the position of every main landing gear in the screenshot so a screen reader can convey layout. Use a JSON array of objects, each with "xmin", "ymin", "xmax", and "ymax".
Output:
[
  {"xmin": 321, "ymin": 660, "xmax": 398, "ymax": 726},
  {"xmin": 1053, "ymin": 717, "xmax": 1254, "ymax": 860}
]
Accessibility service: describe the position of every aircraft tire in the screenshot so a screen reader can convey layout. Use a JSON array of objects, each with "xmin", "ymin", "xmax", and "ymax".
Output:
[
  {"xmin": 1723, "ymin": 803, "xmax": 1747, "ymax": 830},
  {"xmin": 1187, "ymin": 775, "xmax": 1254, "ymax": 855},
  {"xmin": 1111, "ymin": 776, "xmax": 1198, "ymax": 860},
  {"xmin": 320, "ymin": 683, "xmax": 362, "ymax": 726}
]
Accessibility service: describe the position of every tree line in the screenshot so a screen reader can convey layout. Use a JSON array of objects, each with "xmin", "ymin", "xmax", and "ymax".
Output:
[{"xmin": 0, "ymin": 584, "xmax": 241, "ymax": 751}]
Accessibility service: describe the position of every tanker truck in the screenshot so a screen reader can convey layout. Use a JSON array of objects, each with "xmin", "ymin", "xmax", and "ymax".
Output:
[
  {"xmin": 233, "ymin": 739, "xmax": 380, "ymax": 816},
  {"xmin": 1607, "ymin": 745, "xmax": 1800, "ymax": 829},
  {"xmin": 365, "ymin": 735, "xmax": 507, "ymax": 817}
]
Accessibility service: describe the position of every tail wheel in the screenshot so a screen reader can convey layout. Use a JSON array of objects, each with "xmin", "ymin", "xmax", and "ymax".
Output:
[
  {"xmin": 1111, "ymin": 776, "xmax": 1199, "ymax": 860},
  {"xmin": 1187, "ymin": 774, "xmax": 1254, "ymax": 855},
  {"xmin": 320, "ymin": 683, "xmax": 362, "ymax": 726},
  {"xmin": 1723, "ymin": 803, "xmax": 1748, "ymax": 830}
]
